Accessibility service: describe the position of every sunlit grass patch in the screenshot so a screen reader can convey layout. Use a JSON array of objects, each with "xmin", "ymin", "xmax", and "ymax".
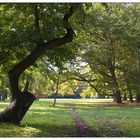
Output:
[
  {"xmin": 76, "ymin": 106, "xmax": 140, "ymax": 137},
  {"xmin": 0, "ymin": 99, "xmax": 140, "ymax": 137},
  {"xmin": 0, "ymin": 122, "xmax": 41, "ymax": 137},
  {"xmin": 22, "ymin": 100, "xmax": 76, "ymax": 137},
  {"xmin": 0, "ymin": 100, "xmax": 76, "ymax": 137}
]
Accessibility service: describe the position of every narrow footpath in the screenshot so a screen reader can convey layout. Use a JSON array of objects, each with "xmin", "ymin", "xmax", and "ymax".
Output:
[{"xmin": 72, "ymin": 108, "xmax": 97, "ymax": 137}]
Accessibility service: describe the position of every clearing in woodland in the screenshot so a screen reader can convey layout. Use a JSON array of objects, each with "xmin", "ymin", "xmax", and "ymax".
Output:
[{"xmin": 0, "ymin": 99, "xmax": 140, "ymax": 137}]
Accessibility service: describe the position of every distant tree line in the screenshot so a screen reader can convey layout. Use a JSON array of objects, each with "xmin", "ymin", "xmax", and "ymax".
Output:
[{"xmin": 47, "ymin": 93, "xmax": 81, "ymax": 99}]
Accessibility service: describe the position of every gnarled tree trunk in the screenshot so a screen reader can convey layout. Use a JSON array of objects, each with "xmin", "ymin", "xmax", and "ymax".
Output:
[
  {"xmin": 0, "ymin": 4, "xmax": 75, "ymax": 124},
  {"xmin": 0, "ymin": 91, "xmax": 36, "ymax": 124}
]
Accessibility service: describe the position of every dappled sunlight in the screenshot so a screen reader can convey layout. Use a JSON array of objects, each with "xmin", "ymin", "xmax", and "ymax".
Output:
[
  {"xmin": 76, "ymin": 105, "xmax": 140, "ymax": 137},
  {"xmin": 21, "ymin": 100, "xmax": 76, "ymax": 137},
  {"xmin": 0, "ymin": 2, "xmax": 140, "ymax": 137},
  {"xmin": 0, "ymin": 122, "xmax": 41, "ymax": 137},
  {"xmin": 0, "ymin": 99, "xmax": 140, "ymax": 137},
  {"xmin": 39, "ymin": 98, "xmax": 113, "ymax": 104}
]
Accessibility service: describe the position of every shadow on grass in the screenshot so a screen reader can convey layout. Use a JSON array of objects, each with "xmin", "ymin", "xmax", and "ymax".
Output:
[
  {"xmin": 20, "ymin": 106, "xmax": 76, "ymax": 137},
  {"xmin": 24, "ymin": 123, "xmax": 76, "ymax": 137},
  {"xmin": 55, "ymin": 102, "xmax": 140, "ymax": 109},
  {"xmin": 28, "ymin": 107, "xmax": 72, "ymax": 115}
]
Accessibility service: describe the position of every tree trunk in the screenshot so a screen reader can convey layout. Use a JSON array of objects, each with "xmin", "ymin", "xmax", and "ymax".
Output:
[
  {"xmin": 129, "ymin": 91, "xmax": 133, "ymax": 102},
  {"xmin": 23, "ymin": 81, "xmax": 30, "ymax": 92},
  {"xmin": 108, "ymin": 59, "xmax": 122, "ymax": 103},
  {"xmin": 52, "ymin": 94, "xmax": 57, "ymax": 107},
  {"xmin": 136, "ymin": 46, "xmax": 140, "ymax": 103},
  {"xmin": 0, "ymin": 5, "xmax": 75, "ymax": 124},
  {"xmin": 113, "ymin": 95, "xmax": 116, "ymax": 102},
  {"xmin": 112, "ymin": 90, "xmax": 116, "ymax": 102},
  {"xmin": 127, "ymin": 87, "xmax": 133, "ymax": 102},
  {"xmin": 115, "ymin": 90, "xmax": 122, "ymax": 103},
  {"xmin": 0, "ymin": 91, "xmax": 36, "ymax": 124},
  {"xmin": 52, "ymin": 76, "xmax": 59, "ymax": 107},
  {"xmin": 125, "ymin": 80, "xmax": 133, "ymax": 102},
  {"xmin": 113, "ymin": 89, "xmax": 122, "ymax": 103},
  {"xmin": 123, "ymin": 93, "xmax": 127, "ymax": 101},
  {"xmin": 136, "ymin": 89, "xmax": 140, "ymax": 103}
]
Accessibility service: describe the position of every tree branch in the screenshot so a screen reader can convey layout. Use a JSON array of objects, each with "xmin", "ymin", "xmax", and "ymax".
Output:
[
  {"xmin": 88, "ymin": 63, "xmax": 112, "ymax": 78},
  {"xmin": 8, "ymin": 5, "xmax": 76, "ymax": 100},
  {"xmin": 71, "ymin": 75, "xmax": 100, "ymax": 94},
  {"xmin": 32, "ymin": 4, "xmax": 42, "ymax": 42}
]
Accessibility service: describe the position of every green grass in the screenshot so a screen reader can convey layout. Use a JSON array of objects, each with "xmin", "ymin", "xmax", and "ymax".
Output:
[
  {"xmin": 75, "ymin": 105, "xmax": 140, "ymax": 137},
  {"xmin": 23, "ymin": 100, "xmax": 76, "ymax": 137},
  {"xmin": 40, "ymin": 98, "xmax": 112, "ymax": 104},
  {"xmin": 0, "ymin": 100, "xmax": 76, "ymax": 137},
  {"xmin": 0, "ymin": 99, "xmax": 140, "ymax": 137}
]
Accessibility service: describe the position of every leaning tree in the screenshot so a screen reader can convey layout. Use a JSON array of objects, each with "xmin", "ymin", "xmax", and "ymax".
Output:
[{"xmin": 0, "ymin": 3, "xmax": 79, "ymax": 124}]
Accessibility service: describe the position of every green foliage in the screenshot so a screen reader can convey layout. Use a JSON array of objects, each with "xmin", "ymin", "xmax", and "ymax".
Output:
[
  {"xmin": 1, "ymin": 3, "xmax": 140, "ymax": 100},
  {"xmin": 0, "ymin": 3, "xmax": 80, "ymax": 97},
  {"xmin": 74, "ymin": 3, "xmax": 140, "ymax": 98}
]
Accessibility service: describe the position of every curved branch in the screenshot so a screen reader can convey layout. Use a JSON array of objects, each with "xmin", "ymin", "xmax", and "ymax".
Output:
[
  {"xmin": 8, "ymin": 5, "xmax": 76, "ymax": 100},
  {"xmin": 31, "ymin": 4, "xmax": 43, "ymax": 42}
]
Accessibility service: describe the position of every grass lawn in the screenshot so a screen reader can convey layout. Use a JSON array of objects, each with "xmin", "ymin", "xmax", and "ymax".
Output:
[
  {"xmin": 0, "ymin": 100, "xmax": 76, "ymax": 137},
  {"xmin": 0, "ymin": 98, "xmax": 140, "ymax": 137},
  {"xmin": 76, "ymin": 106, "xmax": 140, "ymax": 137}
]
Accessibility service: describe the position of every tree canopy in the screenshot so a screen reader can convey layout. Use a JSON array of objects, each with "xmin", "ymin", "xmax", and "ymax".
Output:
[{"xmin": 1, "ymin": 3, "xmax": 140, "ymax": 124}]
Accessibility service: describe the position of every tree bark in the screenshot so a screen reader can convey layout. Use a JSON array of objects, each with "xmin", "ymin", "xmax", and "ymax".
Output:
[
  {"xmin": 123, "ymin": 93, "xmax": 127, "ymax": 101},
  {"xmin": 129, "ymin": 91, "xmax": 133, "ymax": 102},
  {"xmin": 113, "ymin": 94, "xmax": 116, "ymax": 102},
  {"xmin": 113, "ymin": 89, "xmax": 122, "ymax": 103},
  {"xmin": 0, "ymin": 91, "xmax": 36, "ymax": 124},
  {"xmin": 136, "ymin": 89, "xmax": 140, "ymax": 103},
  {"xmin": 127, "ymin": 84, "xmax": 133, "ymax": 102},
  {"xmin": 23, "ymin": 81, "xmax": 30, "ymax": 92},
  {"xmin": 0, "ymin": 5, "xmax": 75, "ymax": 124},
  {"xmin": 108, "ymin": 58, "xmax": 122, "ymax": 103},
  {"xmin": 136, "ymin": 47, "xmax": 140, "ymax": 103},
  {"xmin": 52, "ymin": 94, "xmax": 57, "ymax": 107},
  {"xmin": 52, "ymin": 77, "xmax": 59, "ymax": 107},
  {"xmin": 125, "ymin": 77, "xmax": 133, "ymax": 102}
]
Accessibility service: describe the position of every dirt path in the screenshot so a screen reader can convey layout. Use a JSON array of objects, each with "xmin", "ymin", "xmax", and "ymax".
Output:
[{"xmin": 72, "ymin": 108, "xmax": 97, "ymax": 137}]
